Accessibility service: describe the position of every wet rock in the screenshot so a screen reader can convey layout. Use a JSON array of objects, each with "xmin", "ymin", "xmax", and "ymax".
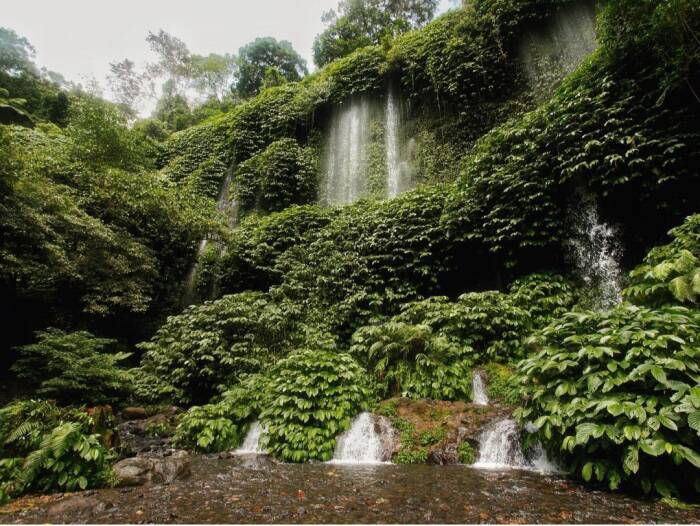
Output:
[
  {"xmin": 372, "ymin": 414, "xmax": 399, "ymax": 462},
  {"xmin": 113, "ymin": 451, "xmax": 191, "ymax": 486},
  {"xmin": 116, "ymin": 410, "xmax": 179, "ymax": 456},
  {"xmin": 122, "ymin": 407, "xmax": 148, "ymax": 420},
  {"xmin": 47, "ymin": 495, "xmax": 105, "ymax": 522}
]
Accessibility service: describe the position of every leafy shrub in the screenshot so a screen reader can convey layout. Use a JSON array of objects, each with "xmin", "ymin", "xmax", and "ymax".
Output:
[
  {"xmin": 260, "ymin": 349, "xmax": 373, "ymax": 462},
  {"xmin": 12, "ymin": 329, "xmax": 133, "ymax": 405},
  {"xmin": 483, "ymin": 363, "xmax": 519, "ymax": 405},
  {"xmin": 419, "ymin": 427, "xmax": 446, "ymax": 446},
  {"xmin": 508, "ymin": 273, "xmax": 579, "ymax": 329},
  {"xmin": 395, "ymin": 448, "xmax": 429, "ymax": 464},
  {"xmin": 0, "ymin": 400, "xmax": 115, "ymax": 503},
  {"xmin": 516, "ymin": 304, "xmax": 700, "ymax": 497},
  {"xmin": 271, "ymin": 186, "xmax": 451, "ymax": 340},
  {"xmin": 624, "ymin": 214, "xmax": 700, "ymax": 307},
  {"xmin": 217, "ymin": 205, "xmax": 336, "ymax": 294},
  {"xmin": 458, "ymin": 441, "xmax": 476, "ymax": 465},
  {"xmin": 396, "ymin": 291, "xmax": 532, "ymax": 362},
  {"xmin": 233, "ymin": 138, "xmax": 318, "ymax": 213},
  {"xmin": 350, "ymin": 322, "xmax": 472, "ymax": 400},
  {"xmin": 137, "ymin": 292, "xmax": 304, "ymax": 404},
  {"xmin": 173, "ymin": 375, "xmax": 266, "ymax": 453}
]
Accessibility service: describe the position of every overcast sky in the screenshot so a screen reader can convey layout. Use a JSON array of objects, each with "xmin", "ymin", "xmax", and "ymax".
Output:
[{"xmin": 3, "ymin": 0, "xmax": 455, "ymax": 101}]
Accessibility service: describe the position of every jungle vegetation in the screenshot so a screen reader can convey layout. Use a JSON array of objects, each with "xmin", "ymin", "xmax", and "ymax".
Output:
[{"xmin": 0, "ymin": 0, "xmax": 699, "ymax": 506}]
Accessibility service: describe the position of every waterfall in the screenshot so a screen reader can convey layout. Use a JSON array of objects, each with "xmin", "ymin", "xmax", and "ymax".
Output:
[
  {"xmin": 323, "ymin": 97, "xmax": 371, "ymax": 205},
  {"xmin": 519, "ymin": 0, "xmax": 596, "ymax": 100},
  {"xmin": 235, "ymin": 421, "xmax": 264, "ymax": 454},
  {"xmin": 472, "ymin": 371, "xmax": 489, "ymax": 405},
  {"xmin": 569, "ymin": 199, "xmax": 623, "ymax": 310},
  {"xmin": 330, "ymin": 412, "xmax": 394, "ymax": 464},
  {"xmin": 385, "ymin": 88, "xmax": 401, "ymax": 198},
  {"xmin": 473, "ymin": 419, "xmax": 559, "ymax": 473},
  {"xmin": 182, "ymin": 165, "xmax": 239, "ymax": 305}
]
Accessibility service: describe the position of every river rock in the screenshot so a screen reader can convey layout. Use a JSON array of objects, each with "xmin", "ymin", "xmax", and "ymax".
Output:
[
  {"xmin": 121, "ymin": 407, "xmax": 148, "ymax": 420},
  {"xmin": 47, "ymin": 495, "xmax": 105, "ymax": 522},
  {"xmin": 113, "ymin": 451, "xmax": 191, "ymax": 486}
]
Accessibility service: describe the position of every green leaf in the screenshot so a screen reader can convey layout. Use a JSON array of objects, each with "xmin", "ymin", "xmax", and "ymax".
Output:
[{"xmin": 581, "ymin": 462, "xmax": 593, "ymax": 482}]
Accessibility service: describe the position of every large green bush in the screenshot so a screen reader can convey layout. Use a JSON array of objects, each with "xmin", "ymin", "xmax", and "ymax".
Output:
[
  {"xmin": 173, "ymin": 374, "xmax": 267, "ymax": 453},
  {"xmin": 517, "ymin": 304, "xmax": 700, "ymax": 498},
  {"xmin": 395, "ymin": 291, "xmax": 532, "ymax": 362},
  {"xmin": 12, "ymin": 329, "xmax": 133, "ymax": 406},
  {"xmin": 136, "ymin": 292, "xmax": 304, "ymax": 404},
  {"xmin": 233, "ymin": 138, "xmax": 318, "ymax": 213},
  {"xmin": 0, "ymin": 400, "xmax": 115, "ymax": 504},
  {"xmin": 508, "ymin": 273, "xmax": 579, "ymax": 329},
  {"xmin": 350, "ymin": 322, "xmax": 472, "ymax": 400},
  {"xmin": 216, "ymin": 205, "xmax": 336, "ymax": 294},
  {"xmin": 624, "ymin": 214, "xmax": 700, "ymax": 307},
  {"xmin": 260, "ymin": 349, "xmax": 373, "ymax": 462}
]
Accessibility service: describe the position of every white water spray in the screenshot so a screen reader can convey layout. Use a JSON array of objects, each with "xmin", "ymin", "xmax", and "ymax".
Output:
[
  {"xmin": 331, "ymin": 412, "xmax": 394, "ymax": 464},
  {"xmin": 472, "ymin": 371, "xmax": 489, "ymax": 406},
  {"xmin": 182, "ymin": 165, "xmax": 239, "ymax": 305},
  {"xmin": 386, "ymin": 89, "xmax": 401, "ymax": 198},
  {"xmin": 323, "ymin": 97, "xmax": 371, "ymax": 205},
  {"xmin": 569, "ymin": 199, "xmax": 623, "ymax": 310},
  {"xmin": 235, "ymin": 421, "xmax": 264, "ymax": 454},
  {"xmin": 473, "ymin": 419, "xmax": 559, "ymax": 473},
  {"xmin": 519, "ymin": 0, "xmax": 596, "ymax": 100}
]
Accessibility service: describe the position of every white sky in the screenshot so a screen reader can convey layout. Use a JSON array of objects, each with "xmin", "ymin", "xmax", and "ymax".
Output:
[{"xmin": 3, "ymin": 0, "xmax": 454, "ymax": 111}]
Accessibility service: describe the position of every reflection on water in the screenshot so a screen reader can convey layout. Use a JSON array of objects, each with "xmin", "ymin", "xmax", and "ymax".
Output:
[{"xmin": 4, "ymin": 458, "xmax": 699, "ymax": 524}]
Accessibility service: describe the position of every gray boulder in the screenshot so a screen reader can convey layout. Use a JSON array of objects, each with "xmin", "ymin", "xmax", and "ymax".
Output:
[{"xmin": 113, "ymin": 451, "xmax": 191, "ymax": 486}]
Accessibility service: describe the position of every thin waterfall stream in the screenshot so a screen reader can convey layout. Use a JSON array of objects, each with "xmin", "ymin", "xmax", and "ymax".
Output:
[
  {"xmin": 322, "ymin": 97, "xmax": 371, "ymax": 205},
  {"xmin": 472, "ymin": 371, "xmax": 489, "ymax": 405},
  {"xmin": 182, "ymin": 164, "xmax": 239, "ymax": 305},
  {"xmin": 234, "ymin": 421, "xmax": 264, "ymax": 455},
  {"xmin": 473, "ymin": 418, "xmax": 559, "ymax": 473},
  {"xmin": 569, "ymin": 197, "xmax": 623, "ymax": 310},
  {"xmin": 330, "ymin": 412, "xmax": 394, "ymax": 464}
]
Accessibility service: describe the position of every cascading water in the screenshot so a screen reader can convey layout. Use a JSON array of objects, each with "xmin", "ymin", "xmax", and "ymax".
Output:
[
  {"xmin": 385, "ymin": 88, "xmax": 402, "ymax": 198},
  {"xmin": 182, "ymin": 165, "xmax": 239, "ymax": 305},
  {"xmin": 385, "ymin": 87, "xmax": 413, "ymax": 198},
  {"xmin": 472, "ymin": 371, "xmax": 489, "ymax": 406},
  {"xmin": 569, "ymin": 199, "xmax": 623, "ymax": 310},
  {"xmin": 323, "ymin": 97, "xmax": 371, "ymax": 205},
  {"xmin": 330, "ymin": 412, "xmax": 394, "ymax": 464},
  {"xmin": 519, "ymin": 0, "xmax": 596, "ymax": 100},
  {"xmin": 235, "ymin": 421, "xmax": 264, "ymax": 454},
  {"xmin": 473, "ymin": 419, "xmax": 559, "ymax": 473}
]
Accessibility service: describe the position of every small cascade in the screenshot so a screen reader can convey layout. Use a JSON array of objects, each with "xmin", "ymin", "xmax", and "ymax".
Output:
[
  {"xmin": 569, "ymin": 198, "xmax": 623, "ymax": 310},
  {"xmin": 472, "ymin": 371, "xmax": 489, "ymax": 406},
  {"xmin": 323, "ymin": 97, "xmax": 371, "ymax": 205},
  {"xmin": 385, "ymin": 88, "xmax": 401, "ymax": 198},
  {"xmin": 519, "ymin": 0, "xmax": 596, "ymax": 100},
  {"xmin": 181, "ymin": 165, "xmax": 239, "ymax": 305},
  {"xmin": 331, "ymin": 412, "xmax": 394, "ymax": 464},
  {"xmin": 473, "ymin": 419, "xmax": 559, "ymax": 473},
  {"xmin": 235, "ymin": 421, "xmax": 264, "ymax": 454},
  {"xmin": 385, "ymin": 87, "xmax": 413, "ymax": 198}
]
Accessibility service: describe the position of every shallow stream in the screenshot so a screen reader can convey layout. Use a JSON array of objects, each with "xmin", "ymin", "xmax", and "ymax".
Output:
[{"xmin": 3, "ymin": 457, "xmax": 699, "ymax": 524}]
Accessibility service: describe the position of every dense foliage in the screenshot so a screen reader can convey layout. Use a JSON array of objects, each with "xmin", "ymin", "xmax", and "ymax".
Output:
[
  {"xmin": 12, "ymin": 330, "xmax": 132, "ymax": 405},
  {"xmin": 396, "ymin": 292, "xmax": 532, "ymax": 361},
  {"xmin": 624, "ymin": 214, "xmax": 700, "ymax": 307},
  {"xmin": 233, "ymin": 138, "xmax": 318, "ymax": 213},
  {"xmin": 261, "ymin": 349, "xmax": 373, "ymax": 462},
  {"xmin": 350, "ymin": 322, "xmax": 473, "ymax": 400},
  {"xmin": 173, "ymin": 375, "xmax": 266, "ymax": 453},
  {"xmin": 137, "ymin": 292, "xmax": 304, "ymax": 404},
  {"xmin": 517, "ymin": 305, "xmax": 700, "ymax": 498},
  {"xmin": 0, "ymin": 400, "xmax": 115, "ymax": 504}
]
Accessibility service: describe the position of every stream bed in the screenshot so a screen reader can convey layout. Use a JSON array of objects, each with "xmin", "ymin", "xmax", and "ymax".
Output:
[{"xmin": 2, "ymin": 456, "xmax": 700, "ymax": 524}]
